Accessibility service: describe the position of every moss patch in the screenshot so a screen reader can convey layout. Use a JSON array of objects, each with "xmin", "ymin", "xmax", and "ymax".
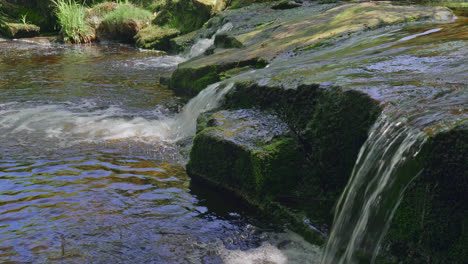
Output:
[
  {"xmin": 188, "ymin": 83, "xmax": 381, "ymax": 238},
  {"xmin": 153, "ymin": 0, "xmax": 212, "ymax": 34},
  {"xmin": 0, "ymin": 22, "xmax": 40, "ymax": 38},
  {"xmin": 169, "ymin": 57, "xmax": 267, "ymax": 96},
  {"xmin": 382, "ymin": 123, "xmax": 467, "ymax": 263},
  {"xmin": 97, "ymin": 4, "xmax": 152, "ymax": 43},
  {"xmin": 135, "ymin": 25, "xmax": 180, "ymax": 50}
]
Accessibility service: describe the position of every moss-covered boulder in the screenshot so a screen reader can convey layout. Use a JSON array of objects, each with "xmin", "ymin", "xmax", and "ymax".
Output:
[
  {"xmin": 272, "ymin": 0, "xmax": 301, "ymax": 10},
  {"xmin": 0, "ymin": 22, "xmax": 40, "ymax": 38},
  {"xmin": 214, "ymin": 33, "xmax": 243, "ymax": 48},
  {"xmin": 187, "ymin": 83, "xmax": 381, "ymax": 240},
  {"xmin": 135, "ymin": 25, "xmax": 180, "ymax": 50},
  {"xmin": 169, "ymin": 57, "xmax": 267, "ymax": 96},
  {"xmin": 188, "ymin": 108, "xmax": 325, "ymax": 243},
  {"xmin": 0, "ymin": 0, "xmax": 56, "ymax": 33},
  {"xmin": 152, "ymin": 0, "xmax": 212, "ymax": 34},
  {"xmin": 169, "ymin": 30, "xmax": 198, "ymax": 52},
  {"xmin": 224, "ymin": 83, "xmax": 382, "ymax": 200},
  {"xmin": 96, "ymin": 4, "xmax": 152, "ymax": 43}
]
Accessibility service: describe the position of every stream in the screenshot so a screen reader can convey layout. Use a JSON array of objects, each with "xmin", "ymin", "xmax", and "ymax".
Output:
[
  {"xmin": 0, "ymin": 10, "xmax": 466, "ymax": 264},
  {"xmin": 0, "ymin": 41, "xmax": 318, "ymax": 263}
]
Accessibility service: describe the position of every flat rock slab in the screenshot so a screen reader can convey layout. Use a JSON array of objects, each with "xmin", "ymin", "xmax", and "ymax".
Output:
[
  {"xmin": 198, "ymin": 109, "xmax": 290, "ymax": 149},
  {"xmin": 178, "ymin": 2, "xmax": 453, "ymax": 69}
]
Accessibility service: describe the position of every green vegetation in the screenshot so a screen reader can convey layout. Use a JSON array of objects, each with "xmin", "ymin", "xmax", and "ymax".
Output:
[
  {"xmin": 101, "ymin": 4, "xmax": 151, "ymax": 26},
  {"xmin": 51, "ymin": 0, "xmax": 153, "ymax": 43},
  {"xmin": 97, "ymin": 3, "xmax": 152, "ymax": 43},
  {"xmin": 152, "ymin": 0, "xmax": 212, "ymax": 34},
  {"xmin": 20, "ymin": 14, "xmax": 28, "ymax": 25},
  {"xmin": 135, "ymin": 25, "xmax": 180, "ymax": 50},
  {"xmin": 52, "ymin": 0, "xmax": 92, "ymax": 43}
]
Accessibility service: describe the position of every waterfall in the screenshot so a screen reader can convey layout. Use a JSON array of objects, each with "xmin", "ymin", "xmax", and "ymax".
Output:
[
  {"xmin": 186, "ymin": 23, "xmax": 233, "ymax": 59},
  {"xmin": 164, "ymin": 82, "xmax": 234, "ymax": 141},
  {"xmin": 321, "ymin": 116, "xmax": 426, "ymax": 264}
]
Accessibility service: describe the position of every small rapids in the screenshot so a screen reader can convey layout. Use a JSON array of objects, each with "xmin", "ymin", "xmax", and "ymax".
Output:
[
  {"xmin": 0, "ymin": 31, "xmax": 320, "ymax": 263},
  {"xmin": 0, "ymin": 82, "xmax": 233, "ymax": 148}
]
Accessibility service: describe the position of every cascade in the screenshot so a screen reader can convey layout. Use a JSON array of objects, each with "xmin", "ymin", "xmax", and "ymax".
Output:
[
  {"xmin": 321, "ymin": 116, "xmax": 426, "ymax": 264},
  {"xmin": 164, "ymin": 82, "xmax": 234, "ymax": 141},
  {"xmin": 186, "ymin": 23, "xmax": 233, "ymax": 59},
  {"xmin": 0, "ymin": 82, "xmax": 233, "ymax": 146}
]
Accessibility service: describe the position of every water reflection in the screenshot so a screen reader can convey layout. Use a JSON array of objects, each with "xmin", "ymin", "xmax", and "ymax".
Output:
[{"xmin": 0, "ymin": 42, "xmax": 319, "ymax": 263}]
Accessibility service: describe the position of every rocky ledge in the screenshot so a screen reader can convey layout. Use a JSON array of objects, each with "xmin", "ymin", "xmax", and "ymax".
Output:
[{"xmin": 170, "ymin": 1, "xmax": 467, "ymax": 263}]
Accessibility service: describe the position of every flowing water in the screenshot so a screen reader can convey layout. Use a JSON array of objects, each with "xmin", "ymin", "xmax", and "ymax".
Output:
[
  {"xmin": 316, "ymin": 17, "xmax": 467, "ymax": 264},
  {"xmin": 1, "ymin": 11, "xmax": 467, "ymax": 264},
  {"xmin": 0, "ymin": 41, "xmax": 320, "ymax": 263},
  {"xmin": 321, "ymin": 116, "xmax": 427, "ymax": 264}
]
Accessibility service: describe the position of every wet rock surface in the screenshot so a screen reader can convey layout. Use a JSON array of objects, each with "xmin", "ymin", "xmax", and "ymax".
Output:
[
  {"xmin": 178, "ymin": 1, "xmax": 467, "ymax": 262},
  {"xmin": 188, "ymin": 108, "xmax": 327, "ymax": 244}
]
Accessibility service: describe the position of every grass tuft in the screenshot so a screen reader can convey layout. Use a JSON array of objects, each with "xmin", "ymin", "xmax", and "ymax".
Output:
[
  {"xmin": 101, "ymin": 4, "xmax": 152, "ymax": 26},
  {"xmin": 52, "ymin": 0, "xmax": 93, "ymax": 43}
]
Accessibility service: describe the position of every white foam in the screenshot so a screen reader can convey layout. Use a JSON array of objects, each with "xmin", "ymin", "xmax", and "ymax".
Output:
[
  {"xmin": 0, "ymin": 82, "xmax": 234, "ymax": 147},
  {"xmin": 219, "ymin": 243, "xmax": 288, "ymax": 264},
  {"xmin": 187, "ymin": 23, "xmax": 233, "ymax": 59}
]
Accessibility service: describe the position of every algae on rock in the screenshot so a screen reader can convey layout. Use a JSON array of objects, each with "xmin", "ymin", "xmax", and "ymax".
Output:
[
  {"xmin": 135, "ymin": 25, "xmax": 180, "ymax": 50},
  {"xmin": 187, "ymin": 83, "xmax": 381, "ymax": 239},
  {"xmin": 381, "ymin": 123, "xmax": 467, "ymax": 264},
  {"xmin": 0, "ymin": 22, "xmax": 39, "ymax": 38},
  {"xmin": 152, "ymin": 0, "xmax": 212, "ymax": 34}
]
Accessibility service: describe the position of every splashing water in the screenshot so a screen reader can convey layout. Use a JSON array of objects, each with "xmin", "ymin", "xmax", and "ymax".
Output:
[
  {"xmin": 321, "ymin": 116, "xmax": 427, "ymax": 264},
  {"xmin": 135, "ymin": 23, "xmax": 234, "ymax": 70},
  {"xmin": 165, "ymin": 82, "xmax": 235, "ymax": 141},
  {"xmin": 187, "ymin": 23, "xmax": 234, "ymax": 59},
  {"xmin": 0, "ymin": 82, "xmax": 234, "ymax": 150}
]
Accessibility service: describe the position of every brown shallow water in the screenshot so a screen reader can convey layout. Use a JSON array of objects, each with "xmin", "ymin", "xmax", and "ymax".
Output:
[{"xmin": 0, "ymin": 41, "xmax": 319, "ymax": 263}]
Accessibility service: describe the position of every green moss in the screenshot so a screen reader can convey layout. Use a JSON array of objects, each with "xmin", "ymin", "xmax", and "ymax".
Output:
[
  {"xmin": 169, "ymin": 58, "xmax": 266, "ymax": 95},
  {"xmin": 383, "ymin": 125, "xmax": 467, "ymax": 263},
  {"xmin": 227, "ymin": 0, "xmax": 270, "ymax": 9},
  {"xmin": 153, "ymin": 0, "xmax": 212, "ymax": 34},
  {"xmin": 214, "ymin": 33, "xmax": 244, "ymax": 49},
  {"xmin": 254, "ymin": 21, "xmax": 274, "ymax": 30},
  {"xmin": 170, "ymin": 65, "xmax": 220, "ymax": 96},
  {"xmin": 101, "ymin": 4, "xmax": 152, "ymax": 25},
  {"xmin": 251, "ymin": 137, "xmax": 304, "ymax": 199},
  {"xmin": 135, "ymin": 25, "xmax": 180, "ymax": 50},
  {"xmin": 97, "ymin": 3, "xmax": 152, "ymax": 43},
  {"xmin": 271, "ymin": 0, "xmax": 301, "ymax": 10},
  {"xmin": 0, "ymin": 22, "xmax": 40, "ymax": 38}
]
